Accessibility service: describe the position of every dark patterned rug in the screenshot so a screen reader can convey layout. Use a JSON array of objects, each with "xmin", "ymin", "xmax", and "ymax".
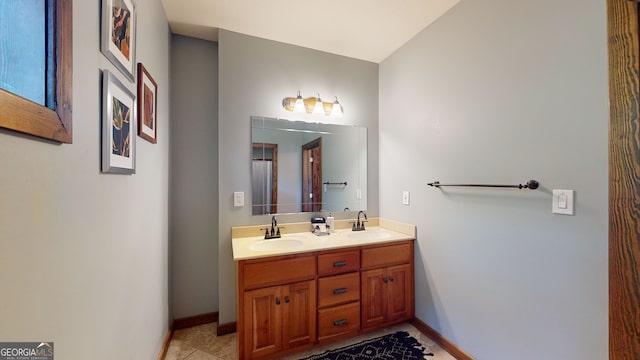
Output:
[{"xmin": 299, "ymin": 331, "xmax": 434, "ymax": 360}]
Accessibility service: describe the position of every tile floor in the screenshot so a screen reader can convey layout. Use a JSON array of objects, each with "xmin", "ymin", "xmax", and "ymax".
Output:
[{"xmin": 165, "ymin": 322, "xmax": 457, "ymax": 360}]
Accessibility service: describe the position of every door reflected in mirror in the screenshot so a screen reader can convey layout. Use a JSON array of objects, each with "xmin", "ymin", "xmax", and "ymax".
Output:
[
  {"xmin": 252, "ymin": 143, "xmax": 277, "ymax": 215},
  {"xmin": 251, "ymin": 116, "xmax": 367, "ymax": 215}
]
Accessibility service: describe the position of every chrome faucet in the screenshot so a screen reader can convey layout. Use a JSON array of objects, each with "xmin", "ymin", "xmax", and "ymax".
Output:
[
  {"xmin": 261, "ymin": 215, "xmax": 281, "ymax": 239},
  {"xmin": 353, "ymin": 211, "xmax": 367, "ymax": 231}
]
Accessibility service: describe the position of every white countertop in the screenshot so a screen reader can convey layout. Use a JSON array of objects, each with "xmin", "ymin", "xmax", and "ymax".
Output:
[{"xmin": 232, "ymin": 219, "xmax": 416, "ymax": 261}]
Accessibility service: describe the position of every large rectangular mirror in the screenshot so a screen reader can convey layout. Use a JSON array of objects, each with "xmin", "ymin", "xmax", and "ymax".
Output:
[{"xmin": 251, "ymin": 116, "xmax": 367, "ymax": 215}]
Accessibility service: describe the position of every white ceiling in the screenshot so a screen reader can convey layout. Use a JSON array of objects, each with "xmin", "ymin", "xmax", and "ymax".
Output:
[{"xmin": 160, "ymin": 0, "xmax": 460, "ymax": 63}]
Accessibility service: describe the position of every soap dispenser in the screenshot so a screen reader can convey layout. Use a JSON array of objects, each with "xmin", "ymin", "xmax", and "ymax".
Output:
[{"xmin": 326, "ymin": 212, "xmax": 335, "ymax": 233}]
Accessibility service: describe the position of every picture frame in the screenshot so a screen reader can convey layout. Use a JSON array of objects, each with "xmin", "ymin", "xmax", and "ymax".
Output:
[
  {"xmin": 102, "ymin": 70, "xmax": 136, "ymax": 174},
  {"xmin": 137, "ymin": 63, "xmax": 158, "ymax": 143},
  {"xmin": 101, "ymin": 0, "xmax": 137, "ymax": 82}
]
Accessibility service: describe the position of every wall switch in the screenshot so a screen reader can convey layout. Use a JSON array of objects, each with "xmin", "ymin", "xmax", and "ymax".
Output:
[
  {"xmin": 234, "ymin": 192, "xmax": 244, "ymax": 207},
  {"xmin": 558, "ymin": 193, "xmax": 567, "ymax": 208},
  {"xmin": 402, "ymin": 191, "xmax": 410, "ymax": 205},
  {"xmin": 357, "ymin": 189, "xmax": 362, "ymax": 200},
  {"xmin": 552, "ymin": 189, "xmax": 574, "ymax": 215}
]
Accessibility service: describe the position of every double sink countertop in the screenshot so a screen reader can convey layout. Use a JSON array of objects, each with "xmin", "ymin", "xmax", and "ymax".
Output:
[{"xmin": 232, "ymin": 217, "xmax": 416, "ymax": 261}]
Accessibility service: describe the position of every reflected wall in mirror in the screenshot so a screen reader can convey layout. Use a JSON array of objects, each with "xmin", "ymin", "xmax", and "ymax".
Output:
[{"xmin": 251, "ymin": 116, "xmax": 367, "ymax": 215}]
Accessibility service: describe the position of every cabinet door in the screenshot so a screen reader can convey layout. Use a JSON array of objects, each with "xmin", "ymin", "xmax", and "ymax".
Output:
[
  {"xmin": 282, "ymin": 280, "xmax": 316, "ymax": 349},
  {"xmin": 387, "ymin": 264, "xmax": 413, "ymax": 321},
  {"xmin": 244, "ymin": 286, "xmax": 282, "ymax": 358},
  {"xmin": 361, "ymin": 267, "xmax": 387, "ymax": 329}
]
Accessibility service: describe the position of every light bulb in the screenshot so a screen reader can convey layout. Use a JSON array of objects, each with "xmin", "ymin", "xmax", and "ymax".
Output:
[
  {"xmin": 330, "ymin": 97, "xmax": 343, "ymax": 117},
  {"xmin": 313, "ymin": 94, "xmax": 324, "ymax": 115},
  {"xmin": 293, "ymin": 91, "xmax": 305, "ymax": 113}
]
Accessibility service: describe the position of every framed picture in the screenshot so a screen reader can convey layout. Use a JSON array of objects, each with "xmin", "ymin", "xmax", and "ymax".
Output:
[
  {"xmin": 101, "ymin": 0, "xmax": 137, "ymax": 82},
  {"xmin": 137, "ymin": 63, "xmax": 158, "ymax": 143},
  {"xmin": 102, "ymin": 70, "xmax": 136, "ymax": 174}
]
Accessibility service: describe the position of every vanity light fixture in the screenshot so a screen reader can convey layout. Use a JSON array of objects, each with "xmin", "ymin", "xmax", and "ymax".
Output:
[{"xmin": 282, "ymin": 91, "xmax": 344, "ymax": 117}]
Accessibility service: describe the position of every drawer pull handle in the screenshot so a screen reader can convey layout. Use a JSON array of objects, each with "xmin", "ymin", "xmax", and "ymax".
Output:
[
  {"xmin": 333, "ymin": 319, "xmax": 348, "ymax": 326},
  {"xmin": 333, "ymin": 261, "xmax": 347, "ymax": 267},
  {"xmin": 333, "ymin": 288, "xmax": 347, "ymax": 295}
]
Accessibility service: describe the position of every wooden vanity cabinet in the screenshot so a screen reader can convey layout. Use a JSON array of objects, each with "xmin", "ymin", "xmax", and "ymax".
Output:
[
  {"xmin": 361, "ymin": 242, "xmax": 414, "ymax": 329},
  {"xmin": 238, "ymin": 254, "xmax": 317, "ymax": 359},
  {"xmin": 237, "ymin": 240, "xmax": 414, "ymax": 359}
]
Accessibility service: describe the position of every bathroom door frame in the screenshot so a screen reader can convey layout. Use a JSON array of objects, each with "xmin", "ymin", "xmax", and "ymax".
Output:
[
  {"xmin": 608, "ymin": 0, "xmax": 640, "ymax": 358},
  {"xmin": 301, "ymin": 137, "xmax": 322, "ymax": 212},
  {"xmin": 252, "ymin": 143, "xmax": 278, "ymax": 215}
]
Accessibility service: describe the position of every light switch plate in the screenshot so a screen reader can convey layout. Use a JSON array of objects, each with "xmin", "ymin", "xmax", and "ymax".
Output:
[
  {"xmin": 234, "ymin": 192, "xmax": 244, "ymax": 207},
  {"xmin": 402, "ymin": 191, "xmax": 410, "ymax": 205},
  {"xmin": 552, "ymin": 189, "xmax": 574, "ymax": 215}
]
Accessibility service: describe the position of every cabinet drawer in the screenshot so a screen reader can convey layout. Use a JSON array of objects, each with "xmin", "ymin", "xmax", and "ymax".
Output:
[
  {"xmin": 318, "ymin": 250, "xmax": 360, "ymax": 276},
  {"xmin": 242, "ymin": 255, "xmax": 316, "ymax": 290},
  {"xmin": 361, "ymin": 242, "xmax": 412, "ymax": 269},
  {"xmin": 318, "ymin": 272, "xmax": 360, "ymax": 308},
  {"xmin": 318, "ymin": 302, "xmax": 360, "ymax": 340}
]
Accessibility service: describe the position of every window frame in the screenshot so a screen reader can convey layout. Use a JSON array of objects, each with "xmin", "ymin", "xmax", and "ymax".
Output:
[{"xmin": 0, "ymin": 0, "xmax": 72, "ymax": 143}]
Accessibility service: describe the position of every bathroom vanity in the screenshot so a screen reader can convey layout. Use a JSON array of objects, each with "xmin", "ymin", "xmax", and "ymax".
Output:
[{"xmin": 233, "ymin": 219, "xmax": 415, "ymax": 359}]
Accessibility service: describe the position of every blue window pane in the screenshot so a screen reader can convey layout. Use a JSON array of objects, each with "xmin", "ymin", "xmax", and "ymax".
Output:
[{"xmin": 0, "ymin": 0, "xmax": 46, "ymax": 105}]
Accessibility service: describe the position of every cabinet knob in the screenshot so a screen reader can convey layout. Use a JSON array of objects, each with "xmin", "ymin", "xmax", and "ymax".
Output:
[
  {"xmin": 383, "ymin": 277, "xmax": 388, "ymax": 283},
  {"xmin": 284, "ymin": 296, "xmax": 290, "ymax": 303},
  {"xmin": 389, "ymin": 277, "xmax": 394, "ymax": 282},
  {"xmin": 275, "ymin": 298, "xmax": 281, "ymax": 305}
]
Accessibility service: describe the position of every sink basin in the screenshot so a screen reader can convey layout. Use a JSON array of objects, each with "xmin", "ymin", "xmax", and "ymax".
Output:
[
  {"xmin": 250, "ymin": 238, "xmax": 304, "ymax": 251},
  {"xmin": 348, "ymin": 230, "xmax": 392, "ymax": 241}
]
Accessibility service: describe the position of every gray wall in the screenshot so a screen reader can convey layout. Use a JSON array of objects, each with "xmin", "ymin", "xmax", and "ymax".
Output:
[
  {"xmin": 170, "ymin": 35, "xmax": 219, "ymax": 318},
  {"xmin": 0, "ymin": 0, "xmax": 171, "ymax": 359},
  {"xmin": 218, "ymin": 30, "xmax": 379, "ymax": 324},
  {"xmin": 379, "ymin": 1, "xmax": 607, "ymax": 359}
]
